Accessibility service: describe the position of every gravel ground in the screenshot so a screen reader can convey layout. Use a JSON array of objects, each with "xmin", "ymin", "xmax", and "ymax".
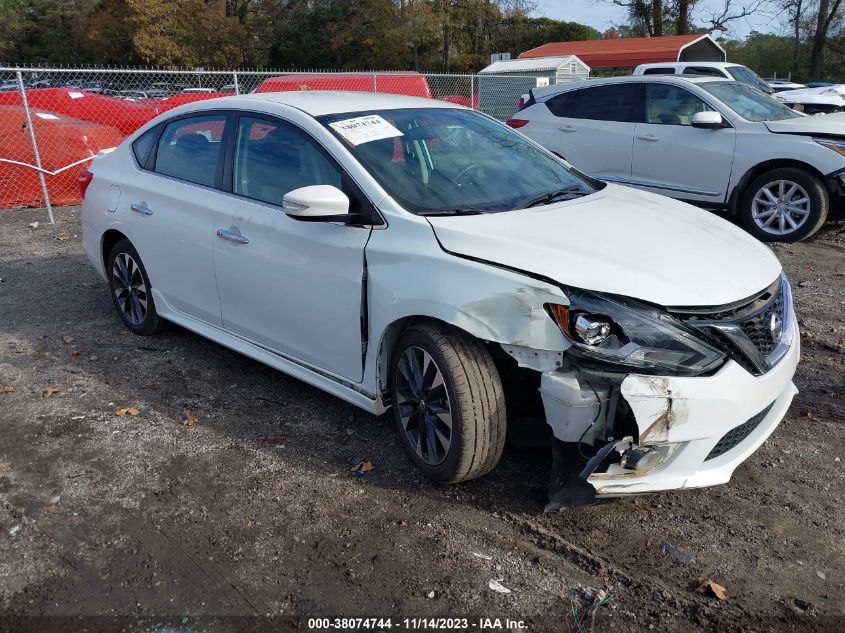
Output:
[{"xmin": 0, "ymin": 207, "xmax": 843, "ymax": 632}]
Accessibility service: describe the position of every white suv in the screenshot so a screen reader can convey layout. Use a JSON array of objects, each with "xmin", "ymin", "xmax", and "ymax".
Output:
[
  {"xmin": 511, "ymin": 75, "xmax": 845, "ymax": 242},
  {"xmin": 633, "ymin": 61, "xmax": 773, "ymax": 94}
]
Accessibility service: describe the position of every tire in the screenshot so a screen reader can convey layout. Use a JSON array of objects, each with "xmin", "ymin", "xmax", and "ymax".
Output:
[
  {"xmin": 107, "ymin": 239, "xmax": 164, "ymax": 336},
  {"xmin": 389, "ymin": 322, "xmax": 506, "ymax": 484},
  {"xmin": 740, "ymin": 167, "xmax": 828, "ymax": 242}
]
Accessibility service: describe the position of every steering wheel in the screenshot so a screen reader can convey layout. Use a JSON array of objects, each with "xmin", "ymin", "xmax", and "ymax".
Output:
[{"xmin": 454, "ymin": 162, "xmax": 486, "ymax": 187}]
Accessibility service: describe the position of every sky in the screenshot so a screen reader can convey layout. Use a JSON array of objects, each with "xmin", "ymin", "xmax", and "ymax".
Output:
[{"xmin": 533, "ymin": 0, "xmax": 783, "ymax": 39}]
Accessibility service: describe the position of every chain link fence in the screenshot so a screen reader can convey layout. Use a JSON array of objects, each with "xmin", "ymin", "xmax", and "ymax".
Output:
[{"xmin": 0, "ymin": 66, "xmax": 564, "ymax": 218}]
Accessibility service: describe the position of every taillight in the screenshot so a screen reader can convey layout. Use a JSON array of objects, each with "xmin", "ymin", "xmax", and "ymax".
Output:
[
  {"xmin": 506, "ymin": 118, "xmax": 529, "ymax": 129},
  {"xmin": 78, "ymin": 169, "xmax": 93, "ymax": 198}
]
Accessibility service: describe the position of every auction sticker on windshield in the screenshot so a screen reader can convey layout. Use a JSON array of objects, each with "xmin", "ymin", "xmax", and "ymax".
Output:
[{"xmin": 329, "ymin": 115, "xmax": 403, "ymax": 145}]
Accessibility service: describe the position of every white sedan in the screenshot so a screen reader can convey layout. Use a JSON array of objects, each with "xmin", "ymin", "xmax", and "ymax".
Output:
[
  {"xmin": 510, "ymin": 75, "xmax": 845, "ymax": 242},
  {"xmin": 81, "ymin": 92, "xmax": 798, "ymax": 510}
]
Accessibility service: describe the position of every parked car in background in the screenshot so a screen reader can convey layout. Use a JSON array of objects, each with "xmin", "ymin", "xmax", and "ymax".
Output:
[
  {"xmin": 511, "ymin": 75, "xmax": 845, "ymax": 241},
  {"xmin": 180, "ymin": 87, "xmax": 215, "ymax": 94},
  {"xmin": 115, "ymin": 90, "xmax": 151, "ymax": 101},
  {"xmin": 80, "ymin": 92, "xmax": 799, "ymax": 510},
  {"xmin": 773, "ymin": 84, "xmax": 845, "ymax": 114},
  {"xmin": 767, "ymin": 79, "xmax": 806, "ymax": 93},
  {"xmin": 633, "ymin": 62, "xmax": 773, "ymax": 94}
]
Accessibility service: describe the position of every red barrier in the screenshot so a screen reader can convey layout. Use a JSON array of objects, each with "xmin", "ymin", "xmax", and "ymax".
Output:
[{"xmin": 256, "ymin": 72, "xmax": 432, "ymax": 98}]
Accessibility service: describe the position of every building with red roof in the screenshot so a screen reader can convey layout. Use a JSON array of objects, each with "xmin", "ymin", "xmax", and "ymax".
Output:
[{"xmin": 518, "ymin": 35, "xmax": 726, "ymax": 70}]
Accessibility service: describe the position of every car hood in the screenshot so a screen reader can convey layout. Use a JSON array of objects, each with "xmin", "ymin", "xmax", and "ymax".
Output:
[
  {"xmin": 427, "ymin": 185, "xmax": 781, "ymax": 308},
  {"xmin": 764, "ymin": 111, "xmax": 845, "ymax": 135}
]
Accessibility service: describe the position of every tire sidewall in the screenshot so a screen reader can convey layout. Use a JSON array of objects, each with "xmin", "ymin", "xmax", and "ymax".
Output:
[
  {"xmin": 740, "ymin": 168, "xmax": 828, "ymax": 242},
  {"xmin": 107, "ymin": 239, "xmax": 159, "ymax": 335},
  {"xmin": 389, "ymin": 328, "xmax": 465, "ymax": 483}
]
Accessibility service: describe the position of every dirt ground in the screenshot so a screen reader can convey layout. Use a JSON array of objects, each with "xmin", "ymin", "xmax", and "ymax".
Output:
[{"xmin": 0, "ymin": 206, "xmax": 843, "ymax": 633}]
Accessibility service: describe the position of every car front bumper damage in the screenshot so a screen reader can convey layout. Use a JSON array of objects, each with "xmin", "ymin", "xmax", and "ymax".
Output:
[{"xmin": 537, "ymin": 317, "xmax": 800, "ymax": 508}]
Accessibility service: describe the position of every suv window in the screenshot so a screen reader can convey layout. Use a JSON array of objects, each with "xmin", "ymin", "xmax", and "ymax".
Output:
[
  {"xmin": 545, "ymin": 90, "xmax": 577, "ymax": 117},
  {"xmin": 132, "ymin": 126, "xmax": 159, "ymax": 167},
  {"xmin": 154, "ymin": 115, "xmax": 227, "ymax": 187},
  {"xmin": 642, "ymin": 67, "xmax": 676, "ymax": 75},
  {"xmin": 645, "ymin": 84, "xmax": 710, "ymax": 125},
  {"xmin": 682, "ymin": 66, "xmax": 726, "ymax": 78},
  {"xmin": 233, "ymin": 116, "xmax": 342, "ymax": 206},
  {"xmin": 572, "ymin": 84, "xmax": 639, "ymax": 122}
]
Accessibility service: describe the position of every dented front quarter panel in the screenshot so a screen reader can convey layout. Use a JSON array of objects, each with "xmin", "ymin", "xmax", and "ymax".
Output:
[{"xmin": 361, "ymin": 198, "xmax": 570, "ymax": 399}]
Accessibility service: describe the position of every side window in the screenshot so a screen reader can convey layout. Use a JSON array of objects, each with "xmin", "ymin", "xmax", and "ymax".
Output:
[
  {"xmin": 642, "ymin": 67, "xmax": 676, "ymax": 75},
  {"xmin": 545, "ymin": 90, "xmax": 577, "ymax": 117},
  {"xmin": 645, "ymin": 84, "xmax": 710, "ymax": 125},
  {"xmin": 233, "ymin": 117, "xmax": 342, "ymax": 206},
  {"xmin": 132, "ymin": 125, "xmax": 159, "ymax": 167},
  {"xmin": 572, "ymin": 84, "xmax": 639, "ymax": 122},
  {"xmin": 154, "ymin": 115, "xmax": 227, "ymax": 187},
  {"xmin": 683, "ymin": 66, "xmax": 725, "ymax": 77}
]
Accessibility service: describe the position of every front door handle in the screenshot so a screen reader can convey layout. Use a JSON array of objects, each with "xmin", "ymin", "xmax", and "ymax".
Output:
[
  {"xmin": 130, "ymin": 202, "xmax": 153, "ymax": 215},
  {"xmin": 216, "ymin": 228, "xmax": 249, "ymax": 245},
  {"xmin": 636, "ymin": 134, "xmax": 659, "ymax": 142},
  {"xmin": 558, "ymin": 125, "xmax": 576, "ymax": 133}
]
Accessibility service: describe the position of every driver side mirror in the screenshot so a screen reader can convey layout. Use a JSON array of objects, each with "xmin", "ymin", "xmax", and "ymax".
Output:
[
  {"xmin": 283, "ymin": 185, "xmax": 350, "ymax": 222},
  {"xmin": 691, "ymin": 111, "xmax": 725, "ymax": 129}
]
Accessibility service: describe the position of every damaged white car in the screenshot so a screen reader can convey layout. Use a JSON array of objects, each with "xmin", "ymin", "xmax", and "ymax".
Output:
[{"xmin": 80, "ymin": 92, "xmax": 799, "ymax": 510}]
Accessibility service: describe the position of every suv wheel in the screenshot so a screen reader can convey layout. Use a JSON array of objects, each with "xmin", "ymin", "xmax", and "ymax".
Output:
[
  {"xmin": 107, "ymin": 239, "xmax": 164, "ymax": 335},
  {"xmin": 740, "ymin": 167, "xmax": 828, "ymax": 242},
  {"xmin": 389, "ymin": 323, "xmax": 506, "ymax": 484}
]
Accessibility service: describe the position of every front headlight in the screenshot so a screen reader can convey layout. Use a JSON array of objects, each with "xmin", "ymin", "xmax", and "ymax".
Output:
[{"xmin": 547, "ymin": 289, "xmax": 725, "ymax": 376}]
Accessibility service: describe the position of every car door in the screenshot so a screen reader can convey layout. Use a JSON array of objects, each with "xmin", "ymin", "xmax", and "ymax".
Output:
[
  {"xmin": 123, "ymin": 112, "xmax": 232, "ymax": 325},
  {"xmin": 546, "ymin": 83, "xmax": 639, "ymax": 183},
  {"xmin": 212, "ymin": 114, "xmax": 372, "ymax": 382},
  {"xmin": 631, "ymin": 83, "xmax": 736, "ymax": 203}
]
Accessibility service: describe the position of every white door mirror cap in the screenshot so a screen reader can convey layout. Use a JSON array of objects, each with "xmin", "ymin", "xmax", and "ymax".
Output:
[
  {"xmin": 283, "ymin": 185, "xmax": 350, "ymax": 218},
  {"xmin": 692, "ymin": 111, "xmax": 724, "ymax": 128}
]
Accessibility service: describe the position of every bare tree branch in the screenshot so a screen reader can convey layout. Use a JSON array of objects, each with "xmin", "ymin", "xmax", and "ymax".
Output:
[{"xmin": 705, "ymin": 0, "xmax": 770, "ymax": 32}]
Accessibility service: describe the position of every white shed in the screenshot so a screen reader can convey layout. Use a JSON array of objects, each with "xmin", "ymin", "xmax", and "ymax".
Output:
[{"xmin": 476, "ymin": 55, "xmax": 590, "ymax": 120}]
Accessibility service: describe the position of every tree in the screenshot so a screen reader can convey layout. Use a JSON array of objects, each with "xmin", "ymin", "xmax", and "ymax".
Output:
[{"xmin": 809, "ymin": 0, "xmax": 844, "ymax": 79}]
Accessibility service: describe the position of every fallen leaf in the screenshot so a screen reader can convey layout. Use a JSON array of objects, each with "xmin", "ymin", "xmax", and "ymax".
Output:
[
  {"xmin": 261, "ymin": 435, "xmax": 287, "ymax": 445},
  {"xmin": 0, "ymin": 386, "xmax": 14, "ymax": 394},
  {"xmin": 118, "ymin": 330, "xmax": 130, "ymax": 337},
  {"xmin": 115, "ymin": 407, "xmax": 140, "ymax": 417},
  {"xmin": 350, "ymin": 461, "xmax": 374, "ymax": 474},
  {"xmin": 40, "ymin": 504, "xmax": 57, "ymax": 514},
  {"xmin": 42, "ymin": 386, "xmax": 61, "ymax": 398},
  {"xmin": 183, "ymin": 411, "xmax": 198, "ymax": 427},
  {"xmin": 696, "ymin": 578, "xmax": 728, "ymax": 601},
  {"xmin": 68, "ymin": 348, "xmax": 81, "ymax": 357},
  {"xmin": 57, "ymin": 234, "xmax": 70, "ymax": 241},
  {"xmin": 62, "ymin": 336, "xmax": 75, "ymax": 344},
  {"xmin": 798, "ymin": 411, "xmax": 816, "ymax": 421},
  {"xmin": 36, "ymin": 335, "xmax": 47, "ymax": 341},
  {"xmin": 488, "ymin": 578, "xmax": 512, "ymax": 594}
]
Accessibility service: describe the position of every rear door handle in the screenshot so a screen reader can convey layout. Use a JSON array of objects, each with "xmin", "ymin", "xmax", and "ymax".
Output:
[
  {"xmin": 130, "ymin": 202, "xmax": 153, "ymax": 215},
  {"xmin": 216, "ymin": 228, "xmax": 249, "ymax": 245},
  {"xmin": 636, "ymin": 134, "xmax": 659, "ymax": 142},
  {"xmin": 558, "ymin": 125, "xmax": 576, "ymax": 133}
]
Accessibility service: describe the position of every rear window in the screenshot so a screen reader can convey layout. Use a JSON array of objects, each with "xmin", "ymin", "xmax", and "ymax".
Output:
[
  {"xmin": 572, "ymin": 84, "xmax": 638, "ymax": 122},
  {"xmin": 642, "ymin": 67, "xmax": 676, "ymax": 75},
  {"xmin": 683, "ymin": 67, "xmax": 727, "ymax": 78},
  {"xmin": 132, "ymin": 126, "xmax": 159, "ymax": 167},
  {"xmin": 153, "ymin": 115, "xmax": 227, "ymax": 187},
  {"xmin": 545, "ymin": 90, "xmax": 577, "ymax": 117}
]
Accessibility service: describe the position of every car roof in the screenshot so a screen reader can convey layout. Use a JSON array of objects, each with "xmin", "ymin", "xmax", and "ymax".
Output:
[
  {"xmin": 173, "ymin": 91, "xmax": 466, "ymax": 117},
  {"xmin": 532, "ymin": 74, "xmax": 726, "ymax": 99},
  {"xmin": 637, "ymin": 61, "xmax": 742, "ymax": 68}
]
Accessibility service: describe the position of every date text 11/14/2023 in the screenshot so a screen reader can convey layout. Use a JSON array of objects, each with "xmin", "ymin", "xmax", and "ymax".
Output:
[{"xmin": 307, "ymin": 617, "xmax": 528, "ymax": 631}]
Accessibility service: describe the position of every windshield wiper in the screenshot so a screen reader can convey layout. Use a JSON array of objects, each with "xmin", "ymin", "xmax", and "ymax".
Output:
[
  {"xmin": 519, "ymin": 186, "xmax": 589, "ymax": 209},
  {"xmin": 417, "ymin": 208, "xmax": 484, "ymax": 216}
]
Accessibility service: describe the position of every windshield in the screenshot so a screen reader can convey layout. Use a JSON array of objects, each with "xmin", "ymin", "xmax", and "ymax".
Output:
[
  {"xmin": 698, "ymin": 81, "xmax": 801, "ymax": 122},
  {"xmin": 727, "ymin": 66, "xmax": 772, "ymax": 94},
  {"xmin": 319, "ymin": 108, "xmax": 599, "ymax": 214}
]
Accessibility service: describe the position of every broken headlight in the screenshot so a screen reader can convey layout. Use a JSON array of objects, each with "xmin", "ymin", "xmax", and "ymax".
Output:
[{"xmin": 547, "ymin": 290, "xmax": 725, "ymax": 376}]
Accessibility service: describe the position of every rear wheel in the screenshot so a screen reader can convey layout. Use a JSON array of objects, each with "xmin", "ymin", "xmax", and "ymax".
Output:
[
  {"xmin": 740, "ymin": 167, "xmax": 828, "ymax": 242},
  {"xmin": 107, "ymin": 239, "xmax": 164, "ymax": 335},
  {"xmin": 389, "ymin": 323, "xmax": 506, "ymax": 484}
]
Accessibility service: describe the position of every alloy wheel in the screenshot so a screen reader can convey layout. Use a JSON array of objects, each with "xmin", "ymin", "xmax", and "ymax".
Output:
[
  {"xmin": 750, "ymin": 179, "xmax": 811, "ymax": 236},
  {"xmin": 395, "ymin": 346, "xmax": 453, "ymax": 466},
  {"xmin": 112, "ymin": 252, "xmax": 148, "ymax": 326}
]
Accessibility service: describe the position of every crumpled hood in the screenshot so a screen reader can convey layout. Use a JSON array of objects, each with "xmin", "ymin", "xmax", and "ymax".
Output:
[
  {"xmin": 765, "ymin": 112, "xmax": 845, "ymax": 136},
  {"xmin": 427, "ymin": 185, "xmax": 781, "ymax": 307}
]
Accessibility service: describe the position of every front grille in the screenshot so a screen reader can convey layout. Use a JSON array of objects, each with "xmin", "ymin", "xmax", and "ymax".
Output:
[
  {"xmin": 705, "ymin": 402, "xmax": 774, "ymax": 461},
  {"xmin": 674, "ymin": 276, "xmax": 790, "ymax": 376}
]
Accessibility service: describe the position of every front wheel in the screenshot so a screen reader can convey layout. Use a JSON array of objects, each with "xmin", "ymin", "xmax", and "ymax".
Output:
[
  {"xmin": 389, "ymin": 323, "xmax": 506, "ymax": 484},
  {"xmin": 739, "ymin": 167, "xmax": 828, "ymax": 242}
]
